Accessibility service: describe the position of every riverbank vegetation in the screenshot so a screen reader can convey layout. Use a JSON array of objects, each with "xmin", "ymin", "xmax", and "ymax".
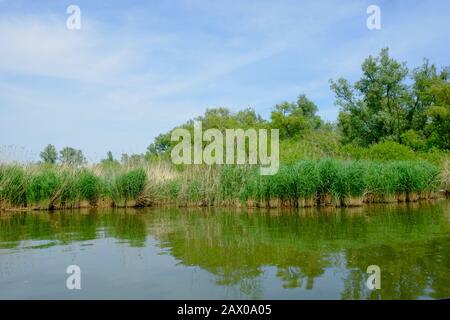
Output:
[
  {"xmin": 0, "ymin": 158, "xmax": 446, "ymax": 210},
  {"xmin": 1, "ymin": 48, "xmax": 449, "ymax": 211}
]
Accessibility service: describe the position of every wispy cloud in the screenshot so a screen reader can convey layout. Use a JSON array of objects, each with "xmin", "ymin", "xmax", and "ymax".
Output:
[{"xmin": 0, "ymin": 0, "xmax": 449, "ymax": 161}]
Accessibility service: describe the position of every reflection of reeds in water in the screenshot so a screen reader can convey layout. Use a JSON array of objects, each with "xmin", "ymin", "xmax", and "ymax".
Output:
[
  {"xmin": 146, "ymin": 202, "xmax": 450, "ymax": 298},
  {"xmin": 1, "ymin": 202, "xmax": 449, "ymax": 299},
  {"xmin": 0, "ymin": 208, "xmax": 148, "ymax": 247}
]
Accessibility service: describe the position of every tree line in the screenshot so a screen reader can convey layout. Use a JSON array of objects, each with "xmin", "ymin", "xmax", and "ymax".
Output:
[{"xmin": 40, "ymin": 48, "xmax": 449, "ymax": 165}]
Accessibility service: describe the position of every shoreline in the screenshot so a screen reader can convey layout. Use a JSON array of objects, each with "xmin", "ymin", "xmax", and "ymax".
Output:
[{"xmin": 1, "ymin": 192, "xmax": 447, "ymax": 213}]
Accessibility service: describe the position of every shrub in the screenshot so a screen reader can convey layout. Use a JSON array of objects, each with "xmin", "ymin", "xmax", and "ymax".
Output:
[
  {"xmin": 401, "ymin": 130, "xmax": 426, "ymax": 151},
  {"xmin": 367, "ymin": 141, "xmax": 417, "ymax": 161},
  {"xmin": 339, "ymin": 144, "xmax": 366, "ymax": 160}
]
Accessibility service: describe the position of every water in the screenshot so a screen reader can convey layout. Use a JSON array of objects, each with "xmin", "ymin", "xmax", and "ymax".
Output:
[{"xmin": 0, "ymin": 200, "xmax": 449, "ymax": 299}]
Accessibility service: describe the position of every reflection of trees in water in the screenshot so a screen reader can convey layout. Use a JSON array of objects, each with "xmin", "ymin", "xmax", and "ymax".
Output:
[
  {"xmin": 148, "ymin": 203, "xmax": 450, "ymax": 298},
  {"xmin": 342, "ymin": 239, "xmax": 450, "ymax": 300},
  {"xmin": 0, "ymin": 209, "xmax": 148, "ymax": 247},
  {"xmin": 1, "ymin": 201, "xmax": 450, "ymax": 299},
  {"xmin": 276, "ymin": 252, "xmax": 328, "ymax": 290}
]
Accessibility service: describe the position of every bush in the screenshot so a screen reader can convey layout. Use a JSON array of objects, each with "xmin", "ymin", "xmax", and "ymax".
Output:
[
  {"xmin": 367, "ymin": 141, "xmax": 417, "ymax": 161},
  {"xmin": 401, "ymin": 130, "xmax": 426, "ymax": 151},
  {"xmin": 339, "ymin": 144, "xmax": 367, "ymax": 160}
]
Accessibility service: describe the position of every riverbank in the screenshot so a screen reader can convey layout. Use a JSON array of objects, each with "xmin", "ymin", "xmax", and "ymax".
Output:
[{"xmin": 0, "ymin": 159, "xmax": 448, "ymax": 211}]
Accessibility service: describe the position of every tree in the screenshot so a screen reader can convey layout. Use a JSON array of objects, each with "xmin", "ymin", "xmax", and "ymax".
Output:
[
  {"xmin": 59, "ymin": 147, "xmax": 86, "ymax": 166},
  {"xmin": 331, "ymin": 48, "xmax": 449, "ymax": 150},
  {"xmin": 147, "ymin": 133, "xmax": 171, "ymax": 156},
  {"xmin": 106, "ymin": 151, "xmax": 114, "ymax": 162},
  {"xmin": 331, "ymin": 48, "xmax": 410, "ymax": 145},
  {"xmin": 424, "ymin": 77, "xmax": 450, "ymax": 149},
  {"xmin": 100, "ymin": 151, "xmax": 120, "ymax": 166},
  {"xmin": 270, "ymin": 94, "xmax": 322, "ymax": 139},
  {"xmin": 145, "ymin": 107, "xmax": 266, "ymax": 157},
  {"xmin": 40, "ymin": 144, "xmax": 58, "ymax": 164}
]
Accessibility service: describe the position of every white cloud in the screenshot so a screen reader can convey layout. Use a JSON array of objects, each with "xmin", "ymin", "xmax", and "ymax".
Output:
[{"xmin": 0, "ymin": 0, "xmax": 449, "ymax": 161}]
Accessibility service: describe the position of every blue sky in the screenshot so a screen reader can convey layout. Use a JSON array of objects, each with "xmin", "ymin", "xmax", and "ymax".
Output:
[{"xmin": 0, "ymin": 0, "xmax": 449, "ymax": 162}]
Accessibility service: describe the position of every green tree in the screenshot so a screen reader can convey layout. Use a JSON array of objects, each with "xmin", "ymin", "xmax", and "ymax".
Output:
[
  {"xmin": 145, "ymin": 107, "xmax": 266, "ymax": 157},
  {"xmin": 59, "ymin": 147, "xmax": 86, "ymax": 166},
  {"xmin": 331, "ymin": 48, "xmax": 410, "ymax": 145},
  {"xmin": 100, "ymin": 151, "xmax": 120, "ymax": 166},
  {"xmin": 40, "ymin": 144, "xmax": 57, "ymax": 164},
  {"xmin": 424, "ymin": 77, "xmax": 450, "ymax": 149},
  {"xmin": 270, "ymin": 94, "xmax": 322, "ymax": 139},
  {"xmin": 331, "ymin": 48, "xmax": 449, "ymax": 150},
  {"xmin": 147, "ymin": 133, "xmax": 171, "ymax": 156},
  {"xmin": 106, "ymin": 151, "xmax": 114, "ymax": 162}
]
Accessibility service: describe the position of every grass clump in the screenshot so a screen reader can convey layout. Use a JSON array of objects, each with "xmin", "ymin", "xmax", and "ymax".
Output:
[
  {"xmin": 316, "ymin": 158, "xmax": 341, "ymax": 205},
  {"xmin": 76, "ymin": 169, "xmax": 102, "ymax": 206},
  {"xmin": 0, "ymin": 158, "xmax": 444, "ymax": 211},
  {"xmin": 293, "ymin": 160, "xmax": 320, "ymax": 207},
  {"xmin": 114, "ymin": 168, "xmax": 147, "ymax": 206},
  {"xmin": 0, "ymin": 165, "xmax": 28, "ymax": 207},
  {"xmin": 26, "ymin": 167, "xmax": 61, "ymax": 208}
]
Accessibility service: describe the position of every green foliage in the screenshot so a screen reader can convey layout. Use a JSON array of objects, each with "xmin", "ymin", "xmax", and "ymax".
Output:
[
  {"xmin": 293, "ymin": 160, "xmax": 320, "ymax": 199},
  {"xmin": 40, "ymin": 144, "xmax": 58, "ymax": 164},
  {"xmin": 271, "ymin": 94, "xmax": 322, "ymax": 139},
  {"xmin": 335, "ymin": 161, "xmax": 367, "ymax": 200},
  {"xmin": 59, "ymin": 147, "xmax": 86, "ymax": 166},
  {"xmin": 116, "ymin": 169, "xmax": 147, "ymax": 202},
  {"xmin": 331, "ymin": 48, "xmax": 449, "ymax": 151},
  {"xmin": 146, "ymin": 107, "xmax": 267, "ymax": 157},
  {"xmin": 364, "ymin": 161, "xmax": 441, "ymax": 198},
  {"xmin": 331, "ymin": 48, "xmax": 409, "ymax": 145},
  {"xmin": 100, "ymin": 151, "xmax": 121, "ymax": 167},
  {"xmin": 316, "ymin": 158, "xmax": 340, "ymax": 197},
  {"xmin": 27, "ymin": 168, "xmax": 61, "ymax": 206},
  {"xmin": 0, "ymin": 165, "xmax": 28, "ymax": 206},
  {"xmin": 280, "ymin": 127, "xmax": 340, "ymax": 164},
  {"xmin": 366, "ymin": 141, "xmax": 417, "ymax": 161},
  {"xmin": 339, "ymin": 144, "xmax": 367, "ymax": 160},
  {"xmin": 401, "ymin": 130, "xmax": 426, "ymax": 151},
  {"xmin": 339, "ymin": 141, "xmax": 417, "ymax": 161},
  {"xmin": 0, "ymin": 158, "xmax": 444, "ymax": 210},
  {"xmin": 166, "ymin": 179, "xmax": 181, "ymax": 200},
  {"xmin": 57, "ymin": 169, "xmax": 80, "ymax": 207},
  {"xmin": 76, "ymin": 169, "xmax": 102, "ymax": 205}
]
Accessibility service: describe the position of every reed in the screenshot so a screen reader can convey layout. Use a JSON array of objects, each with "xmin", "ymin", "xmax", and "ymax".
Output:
[{"xmin": 0, "ymin": 158, "xmax": 445, "ymax": 211}]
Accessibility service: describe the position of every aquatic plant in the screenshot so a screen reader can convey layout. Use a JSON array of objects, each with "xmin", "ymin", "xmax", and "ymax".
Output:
[
  {"xmin": 0, "ymin": 158, "xmax": 444, "ymax": 211},
  {"xmin": 115, "ymin": 168, "xmax": 147, "ymax": 205},
  {"xmin": 0, "ymin": 165, "xmax": 28, "ymax": 207},
  {"xmin": 26, "ymin": 167, "xmax": 61, "ymax": 208},
  {"xmin": 76, "ymin": 169, "xmax": 102, "ymax": 205}
]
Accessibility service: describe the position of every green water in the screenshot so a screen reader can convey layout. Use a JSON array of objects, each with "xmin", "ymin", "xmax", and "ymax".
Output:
[{"xmin": 0, "ymin": 200, "xmax": 449, "ymax": 299}]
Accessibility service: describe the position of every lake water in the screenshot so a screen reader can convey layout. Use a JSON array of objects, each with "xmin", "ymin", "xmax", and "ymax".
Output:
[{"xmin": 0, "ymin": 200, "xmax": 449, "ymax": 299}]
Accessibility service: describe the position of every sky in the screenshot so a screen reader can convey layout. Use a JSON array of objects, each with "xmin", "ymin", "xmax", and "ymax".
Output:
[{"xmin": 0, "ymin": 0, "xmax": 449, "ymax": 162}]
